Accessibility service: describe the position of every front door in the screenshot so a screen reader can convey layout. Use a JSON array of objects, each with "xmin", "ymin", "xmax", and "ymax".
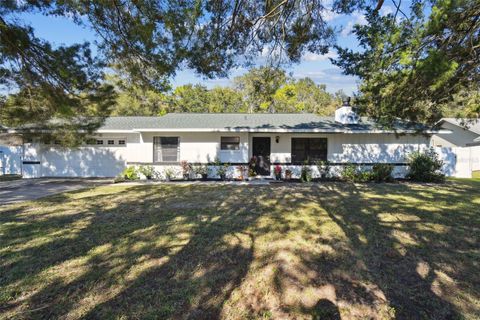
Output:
[{"xmin": 252, "ymin": 137, "xmax": 271, "ymax": 175}]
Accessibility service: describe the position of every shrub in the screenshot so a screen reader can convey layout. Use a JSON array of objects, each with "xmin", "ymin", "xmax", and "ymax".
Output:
[
  {"xmin": 285, "ymin": 169, "xmax": 293, "ymax": 180},
  {"xmin": 121, "ymin": 166, "xmax": 139, "ymax": 180},
  {"xmin": 248, "ymin": 156, "xmax": 257, "ymax": 176},
  {"xmin": 180, "ymin": 160, "xmax": 192, "ymax": 179},
  {"xmin": 236, "ymin": 165, "xmax": 247, "ymax": 180},
  {"xmin": 217, "ymin": 163, "xmax": 229, "ymax": 179},
  {"xmin": 341, "ymin": 164, "xmax": 357, "ymax": 182},
  {"xmin": 316, "ymin": 160, "xmax": 331, "ymax": 179},
  {"xmin": 407, "ymin": 149, "xmax": 445, "ymax": 182},
  {"xmin": 356, "ymin": 170, "xmax": 374, "ymax": 182},
  {"xmin": 341, "ymin": 164, "xmax": 373, "ymax": 182},
  {"xmin": 113, "ymin": 176, "xmax": 126, "ymax": 183},
  {"xmin": 301, "ymin": 165, "xmax": 312, "ymax": 182},
  {"xmin": 372, "ymin": 164, "xmax": 394, "ymax": 182},
  {"xmin": 194, "ymin": 164, "xmax": 210, "ymax": 177},
  {"xmin": 164, "ymin": 168, "xmax": 175, "ymax": 181},
  {"xmin": 274, "ymin": 164, "xmax": 282, "ymax": 175},
  {"xmin": 138, "ymin": 165, "xmax": 154, "ymax": 179}
]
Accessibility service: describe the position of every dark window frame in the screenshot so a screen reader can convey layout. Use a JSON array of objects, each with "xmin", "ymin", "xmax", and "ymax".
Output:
[
  {"xmin": 154, "ymin": 136, "xmax": 180, "ymax": 162},
  {"xmin": 220, "ymin": 136, "xmax": 240, "ymax": 150},
  {"xmin": 107, "ymin": 140, "xmax": 115, "ymax": 145},
  {"xmin": 118, "ymin": 139, "xmax": 126, "ymax": 145},
  {"xmin": 291, "ymin": 138, "xmax": 328, "ymax": 164}
]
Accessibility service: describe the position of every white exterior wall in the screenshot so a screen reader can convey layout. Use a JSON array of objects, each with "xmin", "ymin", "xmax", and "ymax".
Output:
[
  {"xmin": 137, "ymin": 132, "xmax": 429, "ymax": 179},
  {"xmin": 129, "ymin": 132, "xmax": 249, "ymax": 164},
  {"xmin": 8, "ymin": 131, "xmax": 432, "ymax": 178},
  {"xmin": 126, "ymin": 132, "xmax": 429, "ymax": 165},
  {"xmin": 249, "ymin": 133, "xmax": 429, "ymax": 163}
]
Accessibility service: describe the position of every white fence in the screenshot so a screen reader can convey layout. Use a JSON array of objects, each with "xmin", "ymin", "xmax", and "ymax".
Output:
[
  {"xmin": 435, "ymin": 146, "xmax": 480, "ymax": 178},
  {"xmin": 0, "ymin": 146, "xmax": 23, "ymax": 175}
]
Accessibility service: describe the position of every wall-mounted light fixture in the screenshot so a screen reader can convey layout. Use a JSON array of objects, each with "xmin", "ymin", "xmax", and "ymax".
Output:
[{"xmin": 275, "ymin": 136, "xmax": 280, "ymax": 143}]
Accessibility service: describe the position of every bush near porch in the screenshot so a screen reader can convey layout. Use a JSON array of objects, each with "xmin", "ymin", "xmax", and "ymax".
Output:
[{"xmin": 1, "ymin": 180, "xmax": 478, "ymax": 319}]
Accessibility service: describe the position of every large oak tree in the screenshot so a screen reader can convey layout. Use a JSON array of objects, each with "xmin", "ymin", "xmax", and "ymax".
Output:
[{"xmin": 1, "ymin": 0, "xmax": 335, "ymax": 136}]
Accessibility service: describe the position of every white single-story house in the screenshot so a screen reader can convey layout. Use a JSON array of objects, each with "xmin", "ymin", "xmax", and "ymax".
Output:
[
  {"xmin": 431, "ymin": 118, "xmax": 480, "ymax": 147},
  {"xmin": 1, "ymin": 103, "xmax": 449, "ymax": 179}
]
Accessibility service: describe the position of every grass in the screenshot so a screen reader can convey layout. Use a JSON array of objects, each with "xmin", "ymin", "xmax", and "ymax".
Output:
[
  {"xmin": 0, "ymin": 180, "xmax": 479, "ymax": 319},
  {"xmin": 0, "ymin": 174, "xmax": 22, "ymax": 182},
  {"xmin": 472, "ymin": 171, "xmax": 480, "ymax": 179}
]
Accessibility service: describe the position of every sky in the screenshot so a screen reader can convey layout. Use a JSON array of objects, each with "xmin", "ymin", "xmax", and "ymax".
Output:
[{"xmin": 13, "ymin": 4, "xmax": 397, "ymax": 95}]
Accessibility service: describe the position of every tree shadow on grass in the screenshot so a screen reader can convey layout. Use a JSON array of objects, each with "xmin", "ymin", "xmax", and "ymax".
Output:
[
  {"xmin": 0, "ymin": 185, "xmax": 265, "ymax": 319},
  {"xmin": 312, "ymin": 182, "xmax": 479, "ymax": 319},
  {"xmin": 309, "ymin": 299, "xmax": 341, "ymax": 320},
  {"xmin": 1, "ymin": 182, "xmax": 479, "ymax": 319}
]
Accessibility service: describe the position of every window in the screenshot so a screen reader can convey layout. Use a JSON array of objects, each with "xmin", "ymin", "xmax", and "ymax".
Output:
[
  {"xmin": 96, "ymin": 139, "xmax": 104, "ymax": 145},
  {"xmin": 291, "ymin": 138, "xmax": 327, "ymax": 164},
  {"xmin": 221, "ymin": 136, "xmax": 240, "ymax": 150},
  {"xmin": 118, "ymin": 139, "xmax": 126, "ymax": 145},
  {"xmin": 108, "ymin": 140, "xmax": 115, "ymax": 145},
  {"xmin": 54, "ymin": 140, "xmax": 60, "ymax": 145},
  {"xmin": 154, "ymin": 137, "xmax": 179, "ymax": 162}
]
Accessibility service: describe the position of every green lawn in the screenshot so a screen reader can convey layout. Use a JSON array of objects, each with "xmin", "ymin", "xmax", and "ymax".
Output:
[
  {"xmin": 1, "ymin": 180, "xmax": 479, "ymax": 319},
  {"xmin": 0, "ymin": 174, "xmax": 22, "ymax": 182}
]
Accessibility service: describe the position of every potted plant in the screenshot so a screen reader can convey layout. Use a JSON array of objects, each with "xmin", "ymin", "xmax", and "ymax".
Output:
[
  {"xmin": 138, "ymin": 165, "xmax": 154, "ymax": 180},
  {"xmin": 248, "ymin": 156, "xmax": 257, "ymax": 176},
  {"xmin": 164, "ymin": 168, "xmax": 174, "ymax": 182},
  {"xmin": 285, "ymin": 169, "xmax": 293, "ymax": 181},
  {"xmin": 121, "ymin": 166, "xmax": 139, "ymax": 180},
  {"xmin": 274, "ymin": 164, "xmax": 282, "ymax": 180},
  {"xmin": 236, "ymin": 165, "xmax": 247, "ymax": 181},
  {"xmin": 316, "ymin": 160, "xmax": 331, "ymax": 179},
  {"xmin": 195, "ymin": 164, "xmax": 210, "ymax": 180},
  {"xmin": 180, "ymin": 160, "xmax": 192, "ymax": 180},
  {"xmin": 217, "ymin": 163, "xmax": 229, "ymax": 181},
  {"xmin": 301, "ymin": 165, "xmax": 312, "ymax": 182}
]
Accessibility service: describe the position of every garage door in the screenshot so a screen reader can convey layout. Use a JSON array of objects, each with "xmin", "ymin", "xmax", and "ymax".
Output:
[{"xmin": 40, "ymin": 147, "xmax": 127, "ymax": 177}]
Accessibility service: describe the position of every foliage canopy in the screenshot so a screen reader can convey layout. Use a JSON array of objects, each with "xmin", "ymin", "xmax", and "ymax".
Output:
[{"xmin": 334, "ymin": 0, "xmax": 480, "ymax": 125}]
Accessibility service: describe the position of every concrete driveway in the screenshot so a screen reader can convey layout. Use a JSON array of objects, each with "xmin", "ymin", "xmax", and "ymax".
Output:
[{"xmin": 0, "ymin": 178, "xmax": 111, "ymax": 205}]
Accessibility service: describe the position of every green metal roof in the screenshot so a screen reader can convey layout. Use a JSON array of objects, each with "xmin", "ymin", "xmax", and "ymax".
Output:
[{"xmin": 97, "ymin": 113, "xmax": 431, "ymax": 133}]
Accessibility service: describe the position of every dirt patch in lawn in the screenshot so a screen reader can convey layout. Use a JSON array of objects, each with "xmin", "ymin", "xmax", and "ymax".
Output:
[{"xmin": 0, "ymin": 181, "xmax": 479, "ymax": 319}]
